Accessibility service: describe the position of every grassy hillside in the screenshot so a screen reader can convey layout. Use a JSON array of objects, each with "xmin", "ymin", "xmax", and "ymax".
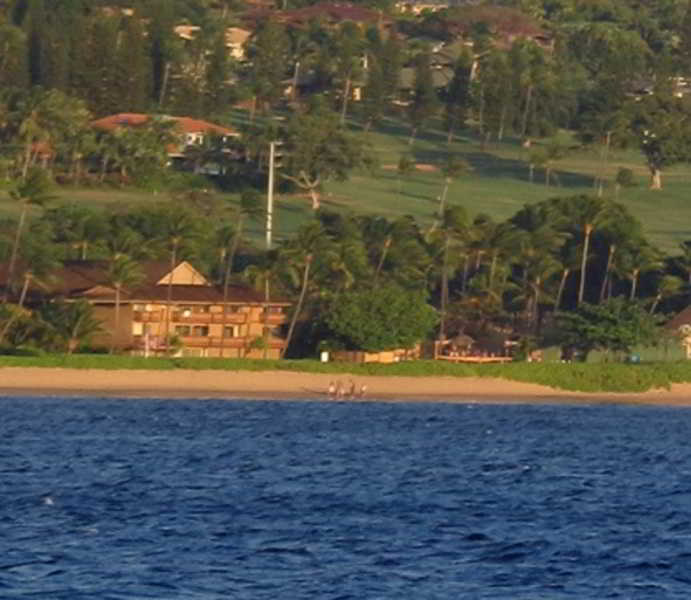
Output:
[{"xmin": 2, "ymin": 113, "xmax": 691, "ymax": 254}]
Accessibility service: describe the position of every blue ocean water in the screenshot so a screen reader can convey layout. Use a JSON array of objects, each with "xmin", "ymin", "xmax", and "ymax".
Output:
[{"xmin": 2, "ymin": 396, "xmax": 691, "ymax": 599}]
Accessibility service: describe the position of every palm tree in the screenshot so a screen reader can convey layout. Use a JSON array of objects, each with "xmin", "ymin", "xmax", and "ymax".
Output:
[
  {"xmin": 155, "ymin": 206, "xmax": 200, "ymax": 354},
  {"xmin": 554, "ymin": 245, "xmax": 581, "ymax": 311},
  {"xmin": 106, "ymin": 256, "xmax": 144, "ymax": 353},
  {"xmin": 104, "ymin": 225, "xmax": 149, "ymax": 261},
  {"xmin": 243, "ymin": 250, "xmax": 284, "ymax": 359},
  {"xmin": 218, "ymin": 190, "xmax": 263, "ymax": 357},
  {"xmin": 438, "ymin": 156, "xmax": 469, "ymax": 216},
  {"xmin": 617, "ymin": 244, "xmax": 662, "ymax": 301},
  {"xmin": 429, "ymin": 206, "xmax": 468, "ymax": 341},
  {"xmin": 557, "ymin": 196, "xmax": 616, "ymax": 304},
  {"xmin": 596, "ymin": 210, "xmax": 644, "ymax": 303},
  {"xmin": 0, "ymin": 237, "xmax": 60, "ymax": 346},
  {"xmin": 44, "ymin": 205, "xmax": 108, "ymax": 259},
  {"xmin": 279, "ymin": 220, "xmax": 333, "ymax": 358},
  {"xmin": 650, "ymin": 275, "xmax": 683, "ymax": 314},
  {"xmin": 40, "ymin": 300, "xmax": 104, "ymax": 354},
  {"xmin": 4, "ymin": 168, "xmax": 55, "ymax": 302}
]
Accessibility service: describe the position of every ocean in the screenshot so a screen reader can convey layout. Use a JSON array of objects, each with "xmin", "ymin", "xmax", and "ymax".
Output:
[{"xmin": 2, "ymin": 396, "xmax": 691, "ymax": 599}]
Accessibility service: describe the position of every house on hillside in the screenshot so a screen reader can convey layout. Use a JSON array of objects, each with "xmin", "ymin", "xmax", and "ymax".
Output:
[
  {"xmin": 395, "ymin": 1, "xmax": 448, "ymax": 15},
  {"xmin": 174, "ymin": 25, "xmax": 252, "ymax": 61},
  {"xmin": 91, "ymin": 113, "xmax": 239, "ymax": 172},
  {"xmin": 6, "ymin": 260, "xmax": 290, "ymax": 358}
]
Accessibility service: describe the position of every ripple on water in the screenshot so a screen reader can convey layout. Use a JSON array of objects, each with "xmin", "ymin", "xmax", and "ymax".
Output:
[{"xmin": 3, "ymin": 397, "xmax": 691, "ymax": 599}]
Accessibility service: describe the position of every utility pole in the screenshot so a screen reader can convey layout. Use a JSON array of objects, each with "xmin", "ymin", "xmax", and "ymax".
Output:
[{"xmin": 266, "ymin": 141, "xmax": 276, "ymax": 250}]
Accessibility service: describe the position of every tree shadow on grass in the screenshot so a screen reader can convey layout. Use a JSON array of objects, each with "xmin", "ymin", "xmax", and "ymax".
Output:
[{"xmin": 412, "ymin": 148, "xmax": 597, "ymax": 189}]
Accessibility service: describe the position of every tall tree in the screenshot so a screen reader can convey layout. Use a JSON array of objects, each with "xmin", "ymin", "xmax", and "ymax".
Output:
[
  {"xmin": 332, "ymin": 21, "xmax": 364, "ymax": 125},
  {"xmin": 628, "ymin": 90, "xmax": 691, "ymax": 189},
  {"xmin": 4, "ymin": 168, "xmax": 54, "ymax": 302},
  {"xmin": 106, "ymin": 256, "xmax": 144, "ymax": 353},
  {"xmin": 155, "ymin": 205, "xmax": 200, "ymax": 354},
  {"xmin": 279, "ymin": 220, "xmax": 333, "ymax": 358},
  {"xmin": 431, "ymin": 206, "xmax": 468, "ymax": 341},
  {"xmin": 113, "ymin": 13, "xmax": 151, "ymax": 112},
  {"xmin": 280, "ymin": 99, "xmax": 374, "ymax": 210},
  {"xmin": 557, "ymin": 196, "xmax": 616, "ymax": 305},
  {"xmin": 443, "ymin": 49, "xmax": 473, "ymax": 143},
  {"xmin": 246, "ymin": 20, "xmax": 290, "ymax": 117},
  {"xmin": 407, "ymin": 51, "xmax": 439, "ymax": 145}
]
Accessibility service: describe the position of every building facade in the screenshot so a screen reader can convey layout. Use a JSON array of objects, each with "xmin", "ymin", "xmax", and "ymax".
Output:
[{"xmin": 28, "ymin": 260, "xmax": 290, "ymax": 359}]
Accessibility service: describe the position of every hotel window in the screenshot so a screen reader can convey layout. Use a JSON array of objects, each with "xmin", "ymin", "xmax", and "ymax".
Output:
[
  {"xmin": 175, "ymin": 325, "xmax": 191, "ymax": 336},
  {"xmin": 224, "ymin": 326, "xmax": 238, "ymax": 338},
  {"xmin": 192, "ymin": 325, "xmax": 209, "ymax": 337}
]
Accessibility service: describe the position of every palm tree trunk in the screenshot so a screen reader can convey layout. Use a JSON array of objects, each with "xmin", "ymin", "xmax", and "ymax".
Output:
[
  {"xmin": 374, "ymin": 237, "xmax": 391, "ymax": 281},
  {"xmin": 533, "ymin": 276, "xmax": 541, "ymax": 332},
  {"xmin": 340, "ymin": 75, "xmax": 351, "ymax": 125},
  {"xmin": 599, "ymin": 245, "xmax": 616, "ymax": 303},
  {"xmin": 650, "ymin": 294, "xmax": 661, "ymax": 314},
  {"xmin": 220, "ymin": 220, "xmax": 244, "ymax": 358},
  {"xmin": 461, "ymin": 253, "xmax": 470, "ymax": 294},
  {"xmin": 438, "ymin": 179, "xmax": 450, "ymax": 216},
  {"xmin": 520, "ymin": 84, "xmax": 533, "ymax": 138},
  {"xmin": 630, "ymin": 269, "xmax": 639, "ymax": 300},
  {"xmin": 0, "ymin": 274, "xmax": 31, "ymax": 345},
  {"xmin": 439, "ymin": 238, "xmax": 449, "ymax": 341},
  {"xmin": 578, "ymin": 225, "xmax": 592, "ymax": 304},
  {"xmin": 489, "ymin": 250, "xmax": 498, "ymax": 288},
  {"xmin": 262, "ymin": 277, "xmax": 271, "ymax": 359},
  {"xmin": 281, "ymin": 256, "xmax": 312, "ymax": 359},
  {"xmin": 555, "ymin": 268, "xmax": 569, "ymax": 310},
  {"xmin": 4, "ymin": 206, "xmax": 28, "ymax": 303},
  {"xmin": 112, "ymin": 285, "xmax": 121, "ymax": 354},
  {"xmin": 165, "ymin": 243, "xmax": 177, "ymax": 356}
]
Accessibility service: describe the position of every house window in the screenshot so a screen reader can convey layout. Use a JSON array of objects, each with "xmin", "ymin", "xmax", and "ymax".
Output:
[
  {"xmin": 192, "ymin": 325, "xmax": 209, "ymax": 337},
  {"xmin": 224, "ymin": 326, "xmax": 238, "ymax": 338},
  {"xmin": 175, "ymin": 325, "xmax": 191, "ymax": 336}
]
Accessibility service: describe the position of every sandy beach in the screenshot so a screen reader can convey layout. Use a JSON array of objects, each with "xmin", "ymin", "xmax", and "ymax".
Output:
[{"xmin": 0, "ymin": 367, "xmax": 691, "ymax": 406}]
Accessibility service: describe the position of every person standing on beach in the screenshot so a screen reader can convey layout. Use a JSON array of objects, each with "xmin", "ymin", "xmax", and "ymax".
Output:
[
  {"xmin": 348, "ymin": 379, "xmax": 356, "ymax": 399},
  {"xmin": 328, "ymin": 381, "xmax": 336, "ymax": 399}
]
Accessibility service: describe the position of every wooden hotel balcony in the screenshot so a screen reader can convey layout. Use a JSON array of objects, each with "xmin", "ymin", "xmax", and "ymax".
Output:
[{"xmin": 172, "ymin": 312, "xmax": 248, "ymax": 324}]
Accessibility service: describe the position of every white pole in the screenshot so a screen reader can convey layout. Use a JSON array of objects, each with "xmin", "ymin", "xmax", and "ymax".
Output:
[{"xmin": 266, "ymin": 141, "xmax": 275, "ymax": 250}]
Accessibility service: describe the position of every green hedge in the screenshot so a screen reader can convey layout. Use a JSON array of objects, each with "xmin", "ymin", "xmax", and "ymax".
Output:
[{"xmin": 2, "ymin": 355, "xmax": 691, "ymax": 393}]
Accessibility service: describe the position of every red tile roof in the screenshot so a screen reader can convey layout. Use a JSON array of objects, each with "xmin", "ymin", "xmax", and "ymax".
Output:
[{"xmin": 91, "ymin": 114, "xmax": 238, "ymax": 137}]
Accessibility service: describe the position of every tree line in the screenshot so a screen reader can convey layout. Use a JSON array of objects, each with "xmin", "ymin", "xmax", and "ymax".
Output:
[
  {"xmin": 0, "ymin": 171, "xmax": 684, "ymax": 358},
  {"xmin": 2, "ymin": 0, "xmax": 691, "ymax": 357}
]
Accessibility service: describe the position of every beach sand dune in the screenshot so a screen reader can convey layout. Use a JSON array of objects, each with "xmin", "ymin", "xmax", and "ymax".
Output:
[{"xmin": 1, "ymin": 367, "xmax": 691, "ymax": 406}]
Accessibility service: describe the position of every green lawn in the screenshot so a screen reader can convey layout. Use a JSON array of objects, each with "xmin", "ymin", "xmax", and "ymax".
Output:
[{"xmin": 3, "ymin": 113, "xmax": 691, "ymax": 254}]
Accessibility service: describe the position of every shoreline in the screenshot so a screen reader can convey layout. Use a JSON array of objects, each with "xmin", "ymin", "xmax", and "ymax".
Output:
[{"xmin": 1, "ymin": 367, "xmax": 691, "ymax": 406}]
